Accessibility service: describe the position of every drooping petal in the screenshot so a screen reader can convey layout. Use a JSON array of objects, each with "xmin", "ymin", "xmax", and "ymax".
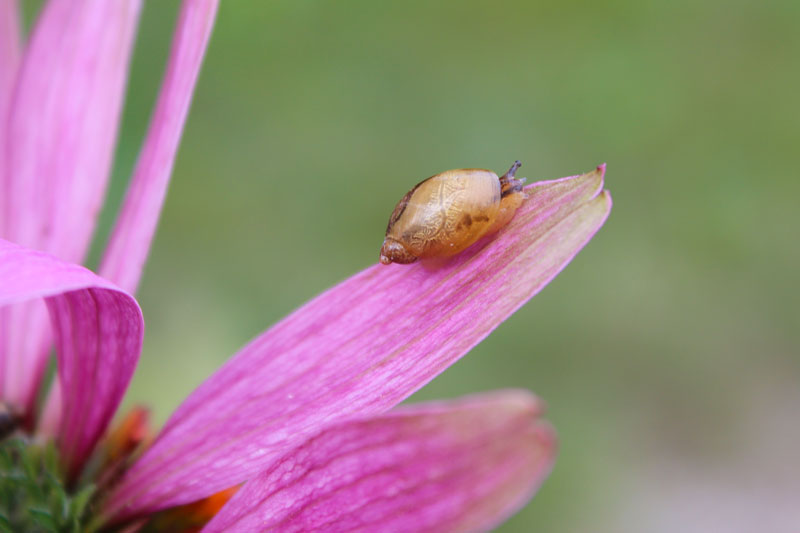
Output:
[
  {"xmin": 106, "ymin": 166, "xmax": 611, "ymax": 518},
  {"xmin": 0, "ymin": 239, "xmax": 144, "ymax": 478},
  {"xmin": 0, "ymin": 0, "xmax": 21, "ymax": 235},
  {"xmin": 0, "ymin": 0, "xmax": 21, "ymax": 402},
  {"xmin": 1, "ymin": 0, "xmax": 141, "ymax": 414},
  {"xmin": 100, "ymin": 0, "xmax": 219, "ymax": 294},
  {"xmin": 0, "ymin": 0, "xmax": 20, "ymax": 112},
  {"xmin": 3, "ymin": 0, "xmax": 141, "ymax": 262},
  {"xmin": 202, "ymin": 391, "xmax": 555, "ymax": 533}
]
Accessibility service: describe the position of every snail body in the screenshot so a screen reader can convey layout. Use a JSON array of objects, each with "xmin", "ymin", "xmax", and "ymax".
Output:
[{"xmin": 380, "ymin": 161, "xmax": 526, "ymax": 265}]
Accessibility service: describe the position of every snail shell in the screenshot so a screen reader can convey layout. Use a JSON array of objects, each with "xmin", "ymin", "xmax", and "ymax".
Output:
[{"xmin": 380, "ymin": 161, "xmax": 526, "ymax": 265}]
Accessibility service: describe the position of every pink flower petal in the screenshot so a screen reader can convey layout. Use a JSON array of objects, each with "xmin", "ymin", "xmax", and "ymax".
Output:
[
  {"xmin": 0, "ymin": 0, "xmax": 20, "ymax": 111},
  {"xmin": 105, "ymin": 166, "xmax": 611, "ymax": 519},
  {"xmin": 100, "ymin": 0, "xmax": 219, "ymax": 294},
  {"xmin": 4, "ymin": 0, "xmax": 141, "ymax": 261},
  {"xmin": 0, "ymin": 239, "xmax": 144, "ymax": 478},
  {"xmin": 1, "ymin": 0, "xmax": 141, "ymax": 413},
  {"xmin": 0, "ymin": 0, "xmax": 22, "ymax": 404},
  {"xmin": 0, "ymin": 0, "xmax": 21, "ymax": 233},
  {"xmin": 202, "ymin": 391, "xmax": 555, "ymax": 533}
]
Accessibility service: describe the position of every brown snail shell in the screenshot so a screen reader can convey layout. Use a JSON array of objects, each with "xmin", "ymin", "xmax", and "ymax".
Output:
[{"xmin": 380, "ymin": 161, "xmax": 526, "ymax": 265}]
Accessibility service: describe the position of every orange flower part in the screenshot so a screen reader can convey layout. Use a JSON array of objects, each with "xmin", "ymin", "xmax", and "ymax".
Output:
[
  {"xmin": 140, "ymin": 486, "xmax": 239, "ymax": 533},
  {"xmin": 104, "ymin": 406, "xmax": 152, "ymax": 464}
]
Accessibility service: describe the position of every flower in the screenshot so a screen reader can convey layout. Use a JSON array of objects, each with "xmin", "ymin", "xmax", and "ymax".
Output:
[{"xmin": 0, "ymin": 1, "xmax": 611, "ymax": 531}]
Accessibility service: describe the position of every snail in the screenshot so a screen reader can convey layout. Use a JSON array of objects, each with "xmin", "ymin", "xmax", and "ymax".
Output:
[{"xmin": 379, "ymin": 161, "xmax": 526, "ymax": 265}]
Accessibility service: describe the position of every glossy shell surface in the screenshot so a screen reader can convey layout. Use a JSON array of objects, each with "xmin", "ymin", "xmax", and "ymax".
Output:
[{"xmin": 380, "ymin": 163, "xmax": 525, "ymax": 265}]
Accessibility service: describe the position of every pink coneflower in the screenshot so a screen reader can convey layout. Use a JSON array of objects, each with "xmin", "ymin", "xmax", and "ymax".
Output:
[{"xmin": 0, "ymin": 1, "xmax": 611, "ymax": 531}]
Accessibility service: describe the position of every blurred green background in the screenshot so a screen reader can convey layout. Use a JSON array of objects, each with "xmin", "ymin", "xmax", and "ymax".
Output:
[{"xmin": 28, "ymin": 0, "xmax": 800, "ymax": 530}]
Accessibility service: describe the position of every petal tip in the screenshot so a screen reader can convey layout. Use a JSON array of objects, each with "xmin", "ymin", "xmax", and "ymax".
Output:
[{"xmin": 585, "ymin": 164, "xmax": 609, "ymax": 202}]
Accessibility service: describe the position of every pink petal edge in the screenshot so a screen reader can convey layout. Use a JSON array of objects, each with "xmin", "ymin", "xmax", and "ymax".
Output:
[
  {"xmin": 202, "ymin": 390, "xmax": 556, "ymax": 533},
  {"xmin": 0, "ymin": 239, "xmax": 144, "ymax": 478},
  {"xmin": 1, "ymin": 0, "xmax": 141, "ymax": 414},
  {"xmin": 100, "ymin": 0, "xmax": 219, "ymax": 295},
  {"xmin": 105, "ymin": 166, "xmax": 611, "ymax": 519}
]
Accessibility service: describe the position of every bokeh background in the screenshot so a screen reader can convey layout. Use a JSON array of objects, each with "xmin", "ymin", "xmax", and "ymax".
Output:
[{"xmin": 25, "ymin": 1, "xmax": 800, "ymax": 531}]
